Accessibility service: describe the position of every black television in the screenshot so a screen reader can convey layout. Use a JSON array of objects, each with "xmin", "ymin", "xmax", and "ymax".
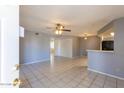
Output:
[{"xmin": 102, "ymin": 41, "xmax": 114, "ymax": 51}]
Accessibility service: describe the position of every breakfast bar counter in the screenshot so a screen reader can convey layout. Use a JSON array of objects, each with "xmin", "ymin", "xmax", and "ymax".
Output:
[
  {"xmin": 87, "ymin": 50, "xmax": 118, "ymax": 77},
  {"xmin": 87, "ymin": 50, "xmax": 114, "ymax": 53}
]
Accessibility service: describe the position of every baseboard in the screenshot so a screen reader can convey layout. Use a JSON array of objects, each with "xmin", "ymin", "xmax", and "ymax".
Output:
[
  {"xmin": 71, "ymin": 56, "xmax": 85, "ymax": 59},
  {"xmin": 71, "ymin": 56, "xmax": 79, "ymax": 59},
  {"xmin": 21, "ymin": 58, "xmax": 50, "ymax": 65},
  {"xmin": 55, "ymin": 55, "xmax": 82, "ymax": 59},
  {"xmin": 88, "ymin": 68, "xmax": 124, "ymax": 80}
]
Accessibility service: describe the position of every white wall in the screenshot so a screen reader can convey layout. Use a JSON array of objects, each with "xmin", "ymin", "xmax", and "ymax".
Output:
[
  {"xmin": 88, "ymin": 18, "xmax": 124, "ymax": 79},
  {"xmin": 54, "ymin": 37, "xmax": 80, "ymax": 58},
  {"xmin": 72, "ymin": 37, "xmax": 80, "ymax": 58},
  {"xmin": 55, "ymin": 39, "xmax": 73, "ymax": 58},
  {"xmin": 80, "ymin": 36, "xmax": 100, "ymax": 56},
  {"xmin": 54, "ymin": 39, "xmax": 61, "ymax": 56},
  {"xmin": 20, "ymin": 31, "xmax": 50, "ymax": 64}
]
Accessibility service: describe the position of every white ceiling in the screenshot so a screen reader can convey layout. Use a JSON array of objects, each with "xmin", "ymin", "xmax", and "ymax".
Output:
[{"xmin": 20, "ymin": 5, "xmax": 124, "ymax": 37}]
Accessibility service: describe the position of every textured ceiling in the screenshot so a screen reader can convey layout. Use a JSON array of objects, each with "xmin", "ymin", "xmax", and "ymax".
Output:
[{"xmin": 20, "ymin": 5, "xmax": 124, "ymax": 36}]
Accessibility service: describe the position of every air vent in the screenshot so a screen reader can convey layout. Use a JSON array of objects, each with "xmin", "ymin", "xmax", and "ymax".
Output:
[{"xmin": 35, "ymin": 33, "xmax": 39, "ymax": 35}]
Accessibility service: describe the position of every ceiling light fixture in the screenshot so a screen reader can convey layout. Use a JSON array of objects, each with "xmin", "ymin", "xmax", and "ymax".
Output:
[
  {"xmin": 84, "ymin": 37, "xmax": 87, "ymax": 40},
  {"xmin": 55, "ymin": 30, "xmax": 59, "ymax": 35},
  {"xmin": 47, "ymin": 23, "xmax": 71, "ymax": 35},
  {"xmin": 101, "ymin": 36, "xmax": 104, "ymax": 41},
  {"xmin": 110, "ymin": 32, "xmax": 114, "ymax": 36},
  {"xmin": 60, "ymin": 26, "xmax": 63, "ymax": 29},
  {"xmin": 59, "ymin": 30, "xmax": 62, "ymax": 35},
  {"xmin": 84, "ymin": 34, "xmax": 88, "ymax": 40},
  {"xmin": 55, "ymin": 30, "xmax": 62, "ymax": 35}
]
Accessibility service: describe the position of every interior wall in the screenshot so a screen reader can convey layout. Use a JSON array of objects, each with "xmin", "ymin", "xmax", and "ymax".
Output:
[
  {"xmin": 80, "ymin": 36, "xmax": 100, "ymax": 56},
  {"xmin": 54, "ymin": 39, "xmax": 60, "ymax": 56},
  {"xmin": 113, "ymin": 18, "xmax": 124, "ymax": 77},
  {"xmin": 20, "ymin": 31, "xmax": 50, "ymax": 64},
  {"xmin": 54, "ymin": 39, "xmax": 73, "ymax": 58},
  {"xmin": 88, "ymin": 18, "xmax": 124, "ymax": 78},
  {"xmin": 99, "ymin": 27, "xmax": 114, "ymax": 41},
  {"xmin": 54, "ymin": 37, "xmax": 80, "ymax": 58},
  {"xmin": 72, "ymin": 37, "xmax": 80, "ymax": 58}
]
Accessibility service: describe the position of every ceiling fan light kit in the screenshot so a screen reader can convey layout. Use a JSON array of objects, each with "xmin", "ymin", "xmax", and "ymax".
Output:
[
  {"xmin": 55, "ymin": 30, "xmax": 59, "ymax": 35},
  {"xmin": 84, "ymin": 37, "xmax": 88, "ymax": 40},
  {"xmin": 59, "ymin": 30, "xmax": 62, "ymax": 34},
  {"xmin": 55, "ymin": 30, "xmax": 63, "ymax": 35},
  {"xmin": 47, "ymin": 23, "xmax": 71, "ymax": 35},
  {"xmin": 55, "ymin": 24, "xmax": 64, "ymax": 35},
  {"xmin": 83, "ymin": 34, "xmax": 88, "ymax": 40}
]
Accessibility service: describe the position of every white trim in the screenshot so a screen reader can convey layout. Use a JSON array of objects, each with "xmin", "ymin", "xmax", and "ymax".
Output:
[
  {"xmin": 54, "ymin": 56, "xmax": 81, "ymax": 59},
  {"xmin": 54, "ymin": 56, "xmax": 73, "ymax": 59},
  {"xmin": 88, "ymin": 68, "xmax": 124, "ymax": 80},
  {"xmin": 21, "ymin": 58, "xmax": 50, "ymax": 65},
  {"xmin": 71, "ymin": 56, "xmax": 80, "ymax": 59},
  {"xmin": 72, "ymin": 56, "xmax": 87, "ymax": 59},
  {"xmin": 1, "ymin": 19, "xmax": 5, "ymax": 82}
]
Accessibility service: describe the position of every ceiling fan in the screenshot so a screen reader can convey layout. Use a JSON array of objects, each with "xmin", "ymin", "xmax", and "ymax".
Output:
[{"xmin": 47, "ymin": 23, "xmax": 71, "ymax": 35}]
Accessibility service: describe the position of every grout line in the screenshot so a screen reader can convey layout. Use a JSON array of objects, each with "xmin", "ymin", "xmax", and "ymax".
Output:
[
  {"xmin": 116, "ymin": 79, "xmax": 117, "ymax": 88},
  {"xmin": 29, "ymin": 65, "xmax": 47, "ymax": 87},
  {"xmin": 103, "ymin": 76, "xmax": 107, "ymax": 88},
  {"xmin": 25, "ymin": 78, "xmax": 33, "ymax": 88},
  {"xmin": 19, "ymin": 68, "xmax": 32, "ymax": 88},
  {"xmin": 76, "ymin": 70, "xmax": 91, "ymax": 87},
  {"xmin": 88, "ymin": 74, "xmax": 98, "ymax": 88},
  {"xmin": 21, "ymin": 65, "xmax": 46, "ymax": 88}
]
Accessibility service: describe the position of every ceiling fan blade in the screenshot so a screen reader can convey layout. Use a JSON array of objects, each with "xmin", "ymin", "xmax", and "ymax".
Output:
[{"xmin": 62, "ymin": 29, "xmax": 71, "ymax": 32}]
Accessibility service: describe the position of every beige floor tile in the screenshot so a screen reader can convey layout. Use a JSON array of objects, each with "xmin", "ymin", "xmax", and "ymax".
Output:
[
  {"xmin": 90, "ymin": 84, "xmax": 102, "ymax": 88},
  {"xmin": 117, "ymin": 79, "xmax": 124, "ymax": 88},
  {"xmin": 79, "ymin": 80, "xmax": 92, "ymax": 87},
  {"xmin": 20, "ymin": 56, "xmax": 124, "ymax": 88},
  {"xmin": 104, "ymin": 81, "xmax": 116, "ymax": 88},
  {"xmin": 55, "ymin": 81, "xmax": 67, "ymax": 87},
  {"xmin": 31, "ymin": 82, "xmax": 45, "ymax": 88},
  {"xmin": 77, "ymin": 84, "xmax": 88, "ymax": 88}
]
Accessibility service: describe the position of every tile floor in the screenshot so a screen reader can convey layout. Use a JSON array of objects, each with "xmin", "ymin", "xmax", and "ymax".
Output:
[{"xmin": 19, "ymin": 56, "xmax": 124, "ymax": 88}]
